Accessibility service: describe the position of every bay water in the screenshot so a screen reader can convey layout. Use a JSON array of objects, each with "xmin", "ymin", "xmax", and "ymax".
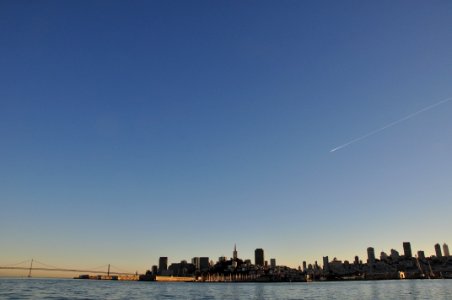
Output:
[{"xmin": 1, "ymin": 278, "xmax": 451, "ymax": 299}]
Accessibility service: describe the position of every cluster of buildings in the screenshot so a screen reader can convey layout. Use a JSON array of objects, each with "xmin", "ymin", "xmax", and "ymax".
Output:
[
  {"xmin": 147, "ymin": 245, "xmax": 303, "ymax": 282},
  {"xmin": 307, "ymin": 242, "xmax": 452, "ymax": 280},
  {"xmin": 146, "ymin": 242, "xmax": 452, "ymax": 282}
]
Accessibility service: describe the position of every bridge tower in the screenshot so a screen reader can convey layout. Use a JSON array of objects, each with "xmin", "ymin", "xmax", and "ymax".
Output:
[{"xmin": 27, "ymin": 259, "xmax": 33, "ymax": 278}]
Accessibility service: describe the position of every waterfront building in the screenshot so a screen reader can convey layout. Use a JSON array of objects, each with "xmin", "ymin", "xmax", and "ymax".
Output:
[
  {"xmin": 403, "ymin": 242, "xmax": 412, "ymax": 258},
  {"xmin": 435, "ymin": 243, "xmax": 442, "ymax": 258},
  {"xmin": 380, "ymin": 251, "xmax": 388, "ymax": 261},
  {"xmin": 232, "ymin": 260, "xmax": 237, "ymax": 268},
  {"xmin": 270, "ymin": 258, "xmax": 276, "ymax": 268},
  {"xmin": 367, "ymin": 247, "xmax": 375, "ymax": 264},
  {"xmin": 443, "ymin": 243, "xmax": 450, "ymax": 257},
  {"xmin": 168, "ymin": 260, "xmax": 195, "ymax": 276},
  {"xmin": 159, "ymin": 257, "xmax": 168, "ymax": 274},
  {"xmin": 255, "ymin": 248, "xmax": 264, "ymax": 266}
]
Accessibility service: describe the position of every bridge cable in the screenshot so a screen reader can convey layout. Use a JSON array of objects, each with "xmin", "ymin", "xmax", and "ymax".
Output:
[
  {"xmin": 110, "ymin": 265, "xmax": 133, "ymax": 274},
  {"xmin": 33, "ymin": 259, "xmax": 62, "ymax": 270},
  {"xmin": 0, "ymin": 259, "xmax": 31, "ymax": 268},
  {"xmin": 89, "ymin": 264, "xmax": 110, "ymax": 271}
]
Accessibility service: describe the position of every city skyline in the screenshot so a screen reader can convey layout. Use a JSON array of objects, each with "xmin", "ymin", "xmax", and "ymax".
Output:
[
  {"xmin": 1, "ymin": 240, "xmax": 450, "ymax": 279},
  {"xmin": 1, "ymin": 1, "xmax": 452, "ymax": 275},
  {"xmin": 151, "ymin": 241, "xmax": 451, "ymax": 270}
]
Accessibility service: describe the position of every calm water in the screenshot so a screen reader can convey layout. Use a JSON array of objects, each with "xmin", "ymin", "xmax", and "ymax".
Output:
[{"xmin": 0, "ymin": 278, "xmax": 451, "ymax": 299}]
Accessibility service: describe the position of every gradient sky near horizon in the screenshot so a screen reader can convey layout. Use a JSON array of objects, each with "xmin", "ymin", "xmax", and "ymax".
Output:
[{"xmin": 1, "ymin": 1, "xmax": 452, "ymax": 276}]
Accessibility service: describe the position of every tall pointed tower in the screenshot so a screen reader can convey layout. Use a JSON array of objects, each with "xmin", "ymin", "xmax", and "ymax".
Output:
[{"xmin": 233, "ymin": 244, "xmax": 238, "ymax": 260}]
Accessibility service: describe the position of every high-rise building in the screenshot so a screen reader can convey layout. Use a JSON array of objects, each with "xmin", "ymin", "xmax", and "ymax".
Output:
[
  {"xmin": 354, "ymin": 256, "xmax": 359, "ymax": 265},
  {"xmin": 255, "ymin": 248, "xmax": 264, "ymax": 266},
  {"xmin": 302, "ymin": 261, "xmax": 307, "ymax": 271},
  {"xmin": 435, "ymin": 243, "xmax": 442, "ymax": 258},
  {"xmin": 151, "ymin": 265, "xmax": 158, "ymax": 275},
  {"xmin": 390, "ymin": 249, "xmax": 400, "ymax": 260},
  {"xmin": 367, "ymin": 247, "xmax": 375, "ymax": 264},
  {"xmin": 199, "ymin": 257, "xmax": 209, "ymax": 271},
  {"xmin": 323, "ymin": 256, "xmax": 329, "ymax": 271},
  {"xmin": 192, "ymin": 257, "xmax": 199, "ymax": 268},
  {"xmin": 443, "ymin": 243, "xmax": 450, "ymax": 257},
  {"xmin": 417, "ymin": 251, "xmax": 426, "ymax": 260},
  {"xmin": 192, "ymin": 257, "xmax": 210, "ymax": 271},
  {"xmin": 159, "ymin": 257, "xmax": 168, "ymax": 274},
  {"xmin": 403, "ymin": 242, "xmax": 412, "ymax": 258},
  {"xmin": 233, "ymin": 244, "xmax": 238, "ymax": 261},
  {"xmin": 270, "ymin": 258, "xmax": 276, "ymax": 268}
]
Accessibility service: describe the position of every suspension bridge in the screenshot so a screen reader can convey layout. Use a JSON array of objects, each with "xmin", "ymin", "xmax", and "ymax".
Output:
[{"xmin": 0, "ymin": 259, "xmax": 137, "ymax": 277}]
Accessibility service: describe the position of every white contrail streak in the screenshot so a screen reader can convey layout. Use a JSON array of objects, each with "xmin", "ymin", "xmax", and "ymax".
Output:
[{"xmin": 330, "ymin": 97, "xmax": 452, "ymax": 153}]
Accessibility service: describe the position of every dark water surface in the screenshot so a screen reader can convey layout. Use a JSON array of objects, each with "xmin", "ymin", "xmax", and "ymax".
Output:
[{"xmin": 1, "ymin": 278, "xmax": 451, "ymax": 299}]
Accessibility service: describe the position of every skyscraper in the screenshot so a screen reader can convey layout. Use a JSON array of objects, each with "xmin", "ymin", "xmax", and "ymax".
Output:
[
  {"xmin": 255, "ymin": 248, "xmax": 264, "ymax": 266},
  {"xmin": 233, "ymin": 244, "xmax": 238, "ymax": 260},
  {"xmin": 323, "ymin": 256, "xmax": 330, "ymax": 272},
  {"xmin": 367, "ymin": 247, "xmax": 375, "ymax": 264},
  {"xmin": 200, "ymin": 257, "xmax": 209, "ymax": 271},
  {"xmin": 417, "ymin": 251, "xmax": 426, "ymax": 260},
  {"xmin": 159, "ymin": 257, "xmax": 168, "ymax": 274},
  {"xmin": 192, "ymin": 257, "xmax": 199, "ymax": 269},
  {"xmin": 403, "ymin": 242, "xmax": 412, "ymax": 258},
  {"xmin": 443, "ymin": 243, "xmax": 450, "ymax": 257},
  {"xmin": 435, "ymin": 243, "xmax": 442, "ymax": 258},
  {"xmin": 270, "ymin": 258, "xmax": 276, "ymax": 268}
]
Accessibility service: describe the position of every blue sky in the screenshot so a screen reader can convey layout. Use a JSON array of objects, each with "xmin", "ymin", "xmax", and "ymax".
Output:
[{"xmin": 1, "ymin": 0, "xmax": 452, "ymax": 274}]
